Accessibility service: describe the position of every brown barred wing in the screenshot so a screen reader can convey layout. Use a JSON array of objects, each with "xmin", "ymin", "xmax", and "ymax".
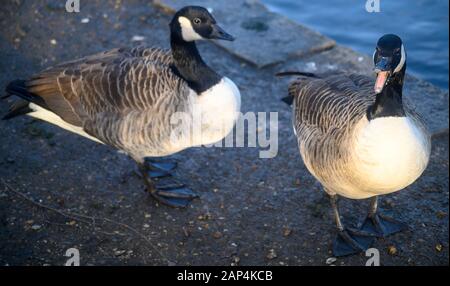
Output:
[
  {"xmin": 290, "ymin": 73, "xmax": 374, "ymax": 136},
  {"xmin": 288, "ymin": 74, "xmax": 375, "ymax": 180},
  {"xmin": 24, "ymin": 48, "xmax": 186, "ymax": 128}
]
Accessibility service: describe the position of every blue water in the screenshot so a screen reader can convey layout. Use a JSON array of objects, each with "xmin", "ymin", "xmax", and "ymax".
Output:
[{"xmin": 262, "ymin": 0, "xmax": 449, "ymax": 89}]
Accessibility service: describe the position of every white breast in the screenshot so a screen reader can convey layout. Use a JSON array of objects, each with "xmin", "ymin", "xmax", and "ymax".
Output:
[
  {"xmin": 350, "ymin": 116, "xmax": 431, "ymax": 198},
  {"xmin": 193, "ymin": 77, "xmax": 241, "ymax": 145},
  {"xmin": 166, "ymin": 77, "xmax": 241, "ymax": 153}
]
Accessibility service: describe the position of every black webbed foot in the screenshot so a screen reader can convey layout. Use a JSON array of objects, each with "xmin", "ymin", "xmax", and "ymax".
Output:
[
  {"xmin": 360, "ymin": 213, "xmax": 407, "ymax": 238},
  {"xmin": 138, "ymin": 160, "xmax": 198, "ymax": 208},
  {"xmin": 149, "ymin": 184, "xmax": 199, "ymax": 208},
  {"xmin": 145, "ymin": 160, "xmax": 177, "ymax": 172},
  {"xmin": 333, "ymin": 227, "xmax": 377, "ymax": 257},
  {"xmin": 144, "ymin": 160, "xmax": 178, "ymax": 179}
]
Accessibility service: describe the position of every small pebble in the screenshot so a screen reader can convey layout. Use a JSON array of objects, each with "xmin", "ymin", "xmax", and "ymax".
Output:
[
  {"xmin": 387, "ymin": 245, "xmax": 398, "ymax": 256},
  {"xmin": 131, "ymin": 35, "xmax": 145, "ymax": 42},
  {"xmin": 282, "ymin": 227, "xmax": 292, "ymax": 237},
  {"xmin": 212, "ymin": 231, "xmax": 223, "ymax": 239},
  {"xmin": 50, "ymin": 39, "xmax": 57, "ymax": 45},
  {"xmin": 266, "ymin": 249, "xmax": 277, "ymax": 260},
  {"xmin": 114, "ymin": 250, "xmax": 127, "ymax": 257},
  {"xmin": 326, "ymin": 257, "xmax": 337, "ymax": 265},
  {"xmin": 81, "ymin": 18, "xmax": 90, "ymax": 24},
  {"xmin": 384, "ymin": 198, "xmax": 395, "ymax": 208},
  {"xmin": 182, "ymin": 227, "xmax": 190, "ymax": 237},
  {"xmin": 198, "ymin": 214, "xmax": 212, "ymax": 221},
  {"xmin": 231, "ymin": 256, "xmax": 240, "ymax": 266},
  {"xmin": 31, "ymin": 224, "xmax": 42, "ymax": 231},
  {"xmin": 305, "ymin": 62, "xmax": 317, "ymax": 72},
  {"xmin": 325, "ymin": 64, "xmax": 338, "ymax": 70},
  {"xmin": 436, "ymin": 211, "xmax": 447, "ymax": 219}
]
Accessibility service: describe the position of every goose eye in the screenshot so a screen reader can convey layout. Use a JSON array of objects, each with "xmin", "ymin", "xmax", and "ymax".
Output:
[{"xmin": 193, "ymin": 18, "xmax": 202, "ymax": 25}]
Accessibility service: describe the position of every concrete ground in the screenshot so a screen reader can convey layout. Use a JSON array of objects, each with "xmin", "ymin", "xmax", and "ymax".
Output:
[{"xmin": 0, "ymin": 0, "xmax": 448, "ymax": 266}]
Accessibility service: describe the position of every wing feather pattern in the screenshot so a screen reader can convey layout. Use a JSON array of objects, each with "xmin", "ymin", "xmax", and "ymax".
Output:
[{"xmin": 8, "ymin": 47, "xmax": 190, "ymax": 149}]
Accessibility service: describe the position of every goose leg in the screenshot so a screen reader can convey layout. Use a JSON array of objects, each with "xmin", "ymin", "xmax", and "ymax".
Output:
[
  {"xmin": 138, "ymin": 163, "xmax": 198, "ymax": 208},
  {"xmin": 330, "ymin": 195, "xmax": 376, "ymax": 257},
  {"xmin": 360, "ymin": 196, "xmax": 407, "ymax": 237},
  {"xmin": 144, "ymin": 158, "xmax": 178, "ymax": 179}
]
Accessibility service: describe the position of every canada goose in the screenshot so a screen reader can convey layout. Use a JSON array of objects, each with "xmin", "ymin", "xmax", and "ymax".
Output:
[
  {"xmin": 278, "ymin": 34, "xmax": 431, "ymax": 256},
  {"xmin": 2, "ymin": 6, "xmax": 241, "ymax": 208}
]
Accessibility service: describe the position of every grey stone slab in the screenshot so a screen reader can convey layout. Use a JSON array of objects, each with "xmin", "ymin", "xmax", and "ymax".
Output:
[
  {"xmin": 277, "ymin": 46, "xmax": 449, "ymax": 135},
  {"xmin": 154, "ymin": 0, "xmax": 336, "ymax": 68}
]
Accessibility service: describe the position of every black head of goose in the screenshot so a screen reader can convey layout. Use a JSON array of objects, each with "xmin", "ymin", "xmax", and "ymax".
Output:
[
  {"xmin": 369, "ymin": 34, "xmax": 407, "ymax": 120},
  {"xmin": 278, "ymin": 34, "xmax": 431, "ymax": 257},
  {"xmin": 2, "ymin": 6, "xmax": 241, "ymax": 208},
  {"xmin": 169, "ymin": 6, "xmax": 235, "ymax": 94}
]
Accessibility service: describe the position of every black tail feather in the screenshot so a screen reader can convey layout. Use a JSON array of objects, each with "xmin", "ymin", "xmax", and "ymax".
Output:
[
  {"xmin": 2, "ymin": 79, "xmax": 34, "ymax": 120},
  {"xmin": 5, "ymin": 79, "xmax": 48, "ymax": 109},
  {"xmin": 277, "ymin": 71, "xmax": 319, "ymax": 106},
  {"xmin": 275, "ymin": 71, "xmax": 319, "ymax": 78},
  {"xmin": 281, "ymin": 95, "xmax": 294, "ymax": 106},
  {"xmin": 2, "ymin": 100, "xmax": 32, "ymax": 120},
  {"xmin": 5, "ymin": 80, "xmax": 32, "ymax": 100}
]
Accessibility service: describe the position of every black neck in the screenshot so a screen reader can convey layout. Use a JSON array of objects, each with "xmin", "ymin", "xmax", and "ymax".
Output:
[
  {"xmin": 367, "ymin": 69, "xmax": 406, "ymax": 120},
  {"xmin": 170, "ymin": 34, "xmax": 222, "ymax": 94}
]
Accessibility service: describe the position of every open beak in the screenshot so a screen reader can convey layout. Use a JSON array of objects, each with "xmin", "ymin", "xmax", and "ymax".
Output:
[
  {"xmin": 210, "ymin": 24, "xmax": 235, "ymax": 41},
  {"xmin": 374, "ymin": 56, "xmax": 392, "ymax": 94},
  {"xmin": 374, "ymin": 71, "xmax": 390, "ymax": 94}
]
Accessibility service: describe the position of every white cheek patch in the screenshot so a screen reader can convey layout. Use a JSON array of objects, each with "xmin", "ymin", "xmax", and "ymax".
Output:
[
  {"xmin": 178, "ymin": 16, "xmax": 203, "ymax": 42},
  {"xmin": 394, "ymin": 44, "xmax": 406, "ymax": 73}
]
